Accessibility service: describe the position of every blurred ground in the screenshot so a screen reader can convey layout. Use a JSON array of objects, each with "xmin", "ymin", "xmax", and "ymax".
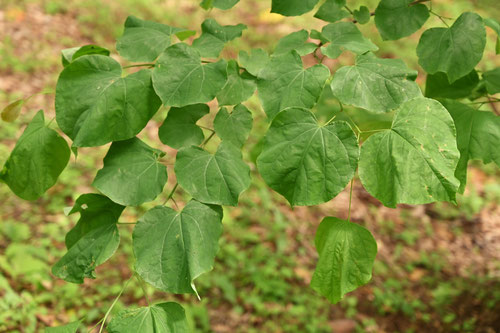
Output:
[{"xmin": 0, "ymin": 0, "xmax": 500, "ymax": 332}]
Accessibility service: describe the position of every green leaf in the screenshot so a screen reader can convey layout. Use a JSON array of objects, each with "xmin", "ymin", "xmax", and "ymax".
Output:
[
  {"xmin": 483, "ymin": 68, "xmax": 500, "ymax": 94},
  {"xmin": 440, "ymin": 100, "xmax": 500, "ymax": 193},
  {"xmin": 274, "ymin": 30, "xmax": 317, "ymax": 56},
  {"xmin": 133, "ymin": 201, "xmax": 222, "ymax": 294},
  {"xmin": 257, "ymin": 108, "xmax": 359, "ymax": 206},
  {"xmin": 45, "ymin": 320, "xmax": 82, "ymax": 333},
  {"xmin": 1, "ymin": 99, "xmax": 24, "ymax": 122},
  {"xmin": 417, "ymin": 12, "xmax": 486, "ymax": 83},
  {"xmin": 65, "ymin": 194, "xmax": 125, "ymax": 250},
  {"xmin": 320, "ymin": 22, "xmax": 378, "ymax": 59},
  {"xmin": 238, "ymin": 48, "xmax": 269, "ymax": 77},
  {"xmin": 314, "ymin": 0, "xmax": 349, "ymax": 23},
  {"xmin": 200, "ymin": 0, "xmax": 240, "ymax": 10},
  {"xmin": 353, "ymin": 6, "xmax": 371, "ymax": 24},
  {"xmin": 0, "ymin": 111, "xmax": 70, "ymax": 200},
  {"xmin": 175, "ymin": 30, "xmax": 196, "ymax": 41},
  {"xmin": 116, "ymin": 15, "xmax": 183, "ymax": 62},
  {"xmin": 152, "ymin": 43, "xmax": 227, "ymax": 107},
  {"xmin": 158, "ymin": 104, "xmax": 209, "ymax": 149},
  {"xmin": 55, "ymin": 55, "xmax": 161, "ymax": 147},
  {"xmin": 311, "ymin": 217, "xmax": 377, "ymax": 304},
  {"xmin": 331, "ymin": 53, "xmax": 421, "ymax": 113},
  {"xmin": 214, "ymin": 104, "xmax": 253, "ymax": 148},
  {"xmin": 484, "ymin": 18, "xmax": 500, "ymax": 54},
  {"xmin": 175, "ymin": 142, "xmax": 251, "ymax": 206},
  {"xmin": 61, "ymin": 45, "xmax": 110, "ymax": 67},
  {"xmin": 192, "ymin": 19, "xmax": 247, "ymax": 58},
  {"xmin": 257, "ymin": 51, "xmax": 330, "ymax": 119},
  {"xmin": 92, "ymin": 138, "xmax": 167, "ymax": 206},
  {"xmin": 374, "ymin": 0, "xmax": 429, "ymax": 40},
  {"xmin": 425, "ymin": 71, "xmax": 479, "ymax": 99},
  {"xmin": 216, "ymin": 60, "xmax": 256, "ymax": 106},
  {"xmin": 108, "ymin": 302, "xmax": 188, "ymax": 332},
  {"xmin": 271, "ymin": 0, "xmax": 319, "ymax": 16},
  {"xmin": 52, "ymin": 208, "xmax": 120, "ymax": 284},
  {"xmin": 358, "ymin": 98, "xmax": 460, "ymax": 208}
]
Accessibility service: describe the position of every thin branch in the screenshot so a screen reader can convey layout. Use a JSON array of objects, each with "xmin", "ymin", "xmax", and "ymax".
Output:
[{"xmin": 97, "ymin": 275, "xmax": 133, "ymax": 333}]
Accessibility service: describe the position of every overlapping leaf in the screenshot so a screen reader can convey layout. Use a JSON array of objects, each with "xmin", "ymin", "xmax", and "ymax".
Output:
[
  {"xmin": 311, "ymin": 217, "xmax": 377, "ymax": 304},
  {"xmin": 440, "ymin": 100, "xmax": 500, "ymax": 193},
  {"xmin": 257, "ymin": 51, "xmax": 330, "ymax": 119},
  {"xmin": 374, "ymin": 0, "xmax": 429, "ymax": 40},
  {"xmin": 117, "ymin": 15, "xmax": 184, "ymax": 62},
  {"xmin": 0, "ymin": 111, "xmax": 70, "ymax": 200},
  {"xmin": 417, "ymin": 12, "xmax": 486, "ymax": 83},
  {"xmin": 320, "ymin": 22, "xmax": 378, "ymax": 59},
  {"xmin": 353, "ymin": 6, "xmax": 370, "ymax": 24},
  {"xmin": 175, "ymin": 142, "xmax": 251, "ymax": 206},
  {"xmin": 238, "ymin": 48, "xmax": 269, "ymax": 77},
  {"xmin": 52, "ymin": 195, "xmax": 122, "ymax": 283},
  {"xmin": 314, "ymin": 0, "xmax": 349, "ymax": 23},
  {"xmin": 273, "ymin": 30, "xmax": 317, "ymax": 56},
  {"xmin": 216, "ymin": 60, "xmax": 256, "ymax": 106},
  {"xmin": 483, "ymin": 68, "xmax": 500, "ymax": 94},
  {"xmin": 152, "ymin": 43, "xmax": 227, "ymax": 107},
  {"xmin": 158, "ymin": 104, "xmax": 209, "ymax": 149},
  {"xmin": 358, "ymin": 98, "xmax": 460, "ymax": 208},
  {"xmin": 92, "ymin": 138, "xmax": 167, "ymax": 206},
  {"xmin": 271, "ymin": 0, "xmax": 319, "ymax": 16},
  {"xmin": 55, "ymin": 55, "xmax": 161, "ymax": 147},
  {"xmin": 133, "ymin": 201, "xmax": 223, "ymax": 294},
  {"xmin": 214, "ymin": 104, "xmax": 253, "ymax": 148},
  {"xmin": 61, "ymin": 45, "xmax": 110, "ymax": 67},
  {"xmin": 107, "ymin": 302, "xmax": 188, "ymax": 333},
  {"xmin": 331, "ymin": 53, "xmax": 421, "ymax": 113},
  {"xmin": 425, "ymin": 71, "xmax": 479, "ymax": 99},
  {"xmin": 192, "ymin": 19, "xmax": 247, "ymax": 58},
  {"xmin": 257, "ymin": 108, "xmax": 359, "ymax": 206}
]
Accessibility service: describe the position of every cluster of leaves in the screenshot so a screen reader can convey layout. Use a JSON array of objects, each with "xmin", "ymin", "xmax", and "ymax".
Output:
[{"xmin": 1, "ymin": 0, "xmax": 499, "ymax": 331}]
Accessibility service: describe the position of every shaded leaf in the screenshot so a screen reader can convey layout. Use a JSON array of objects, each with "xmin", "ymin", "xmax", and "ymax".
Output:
[
  {"xmin": 425, "ymin": 70, "xmax": 480, "ymax": 99},
  {"xmin": 55, "ymin": 55, "xmax": 161, "ymax": 147},
  {"xmin": 216, "ymin": 60, "xmax": 256, "ymax": 106},
  {"xmin": 117, "ymin": 15, "xmax": 183, "ymax": 62},
  {"xmin": 483, "ymin": 67, "xmax": 500, "ymax": 94},
  {"xmin": 133, "ymin": 201, "xmax": 222, "ymax": 294},
  {"xmin": 0, "ymin": 111, "xmax": 70, "ymax": 200},
  {"xmin": 175, "ymin": 142, "xmax": 251, "ymax": 206},
  {"xmin": 192, "ymin": 19, "xmax": 247, "ymax": 58},
  {"xmin": 214, "ymin": 104, "xmax": 253, "ymax": 148},
  {"xmin": 484, "ymin": 18, "xmax": 500, "ymax": 54},
  {"xmin": 257, "ymin": 51, "xmax": 330, "ymax": 119},
  {"xmin": 417, "ymin": 12, "xmax": 486, "ymax": 83},
  {"xmin": 200, "ymin": 0, "xmax": 240, "ymax": 10},
  {"xmin": 314, "ymin": 0, "xmax": 349, "ymax": 23},
  {"xmin": 320, "ymin": 22, "xmax": 378, "ymax": 59},
  {"xmin": 311, "ymin": 217, "xmax": 377, "ymax": 304},
  {"xmin": 274, "ymin": 30, "xmax": 317, "ymax": 56},
  {"xmin": 257, "ymin": 108, "xmax": 359, "ymax": 206},
  {"xmin": 358, "ymin": 98, "xmax": 460, "ymax": 208},
  {"xmin": 152, "ymin": 43, "xmax": 227, "ymax": 107},
  {"xmin": 353, "ymin": 6, "xmax": 371, "ymax": 24},
  {"xmin": 45, "ymin": 320, "xmax": 82, "ymax": 333},
  {"xmin": 92, "ymin": 138, "xmax": 167, "ymax": 206},
  {"xmin": 440, "ymin": 100, "xmax": 500, "ymax": 193},
  {"xmin": 374, "ymin": 0, "xmax": 429, "ymax": 40},
  {"xmin": 331, "ymin": 53, "xmax": 421, "ymax": 113},
  {"xmin": 65, "ymin": 194, "xmax": 125, "ymax": 249},
  {"xmin": 158, "ymin": 104, "xmax": 209, "ymax": 149},
  {"xmin": 271, "ymin": 0, "xmax": 319, "ymax": 16}
]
